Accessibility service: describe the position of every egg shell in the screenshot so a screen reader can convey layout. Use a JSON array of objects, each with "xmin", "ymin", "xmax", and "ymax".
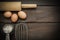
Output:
[
  {"xmin": 4, "ymin": 11, "xmax": 12, "ymax": 18},
  {"xmin": 18, "ymin": 11, "xmax": 27, "ymax": 19},
  {"xmin": 11, "ymin": 14, "xmax": 18, "ymax": 22}
]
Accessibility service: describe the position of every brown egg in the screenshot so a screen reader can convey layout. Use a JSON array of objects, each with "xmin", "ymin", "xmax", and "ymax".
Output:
[
  {"xmin": 18, "ymin": 11, "xmax": 27, "ymax": 19},
  {"xmin": 11, "ymin": 14, "xmax": 18, "ymax": 22},
  {"xmin": 4, "ymin": 11, "xmax": 12, "ymax": 18}
]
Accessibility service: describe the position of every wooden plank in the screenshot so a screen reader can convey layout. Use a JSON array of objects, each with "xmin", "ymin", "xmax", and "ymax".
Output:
[
  {"xmin": 0, "ymin": 23, "xmax": 59, "ymax": 40},
  {"xmin": 27, "ymin": 23, "xmax": 59, "ymax": 40},
  {"xmin": 15, "ymin": 23, "xmax": 59, "ymax": 40},
  {"xmin": 0, "ymin": 0, "xmax": 57, "ymax": 5},
  {"xmin": 0, "ymin": 6, "xmax": 59, "ymax": 23}
]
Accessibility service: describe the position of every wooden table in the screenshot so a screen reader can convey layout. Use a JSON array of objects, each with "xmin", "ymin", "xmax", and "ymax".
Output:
[{"xmin": 0, "ymin": 0, "xmax": 60, "ymax": 40}]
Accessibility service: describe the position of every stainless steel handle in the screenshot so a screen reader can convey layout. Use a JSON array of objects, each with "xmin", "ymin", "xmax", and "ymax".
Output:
[{"xmin": 6, "ymin": 33, "xmax": 10, "ymax": 40}]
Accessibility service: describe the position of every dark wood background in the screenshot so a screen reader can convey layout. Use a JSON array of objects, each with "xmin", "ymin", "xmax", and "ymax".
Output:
[{"xmin": 0, "ymin": 0, "xmax": 60, "ymax": 40}]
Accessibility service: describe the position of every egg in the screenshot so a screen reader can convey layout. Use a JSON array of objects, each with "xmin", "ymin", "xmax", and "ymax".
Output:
[
  {"xmin": 18, "ymin": 11, "xmax": 27, "ymax": 19},
  {"xmin": 11, "ymin": 14, "xmax": 18, "ymax": 22},
  {"xmin": 4, "ymin": 11, "xmax": 12, "ymax": 18}
]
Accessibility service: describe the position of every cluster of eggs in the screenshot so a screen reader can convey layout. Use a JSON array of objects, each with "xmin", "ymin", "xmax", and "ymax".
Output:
[{"xmin": 4, "ymin": 11, "xmax": 27, "ymax": 22}]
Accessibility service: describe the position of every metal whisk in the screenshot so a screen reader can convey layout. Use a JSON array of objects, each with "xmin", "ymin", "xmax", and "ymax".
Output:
[{"xmin": 15, "ymin": 23, "xmax": 29, "ymax": 40}]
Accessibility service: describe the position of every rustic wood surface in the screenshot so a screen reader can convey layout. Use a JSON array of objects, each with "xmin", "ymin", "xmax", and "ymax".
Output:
[
  {"xmin": 0, "ymin": 0, "xmax": 58, "ymax": 6},
  {"xmin": 0, "ymin": 6, "xmax": 59, "ymax": 23},
  {"xmin": 0, "ymin": 0, "xmax": 60, "ymax": 40},
  {"xmin": 15, "ymin": 23, "xmax": 59, "ymax": 40}
]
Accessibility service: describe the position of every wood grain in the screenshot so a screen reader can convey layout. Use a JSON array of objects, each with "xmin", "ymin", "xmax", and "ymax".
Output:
[
  {"xmin": 15, "ymin": 23, "xmax": 59, "ymax": 40},
  {"xmin": 0, "ymin": 6, "xmax": 59, "ymax": 23},
  {"xmin": 0, "ymin": 2, "xmax": 21, "ymax": 11},
  {"xmin": 0, "ymin": 0, "xmax": 57, "ymax": 6},
  {"xmin": 0, "ymin": 0, "xmax": 59, "ymax": 40}
]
